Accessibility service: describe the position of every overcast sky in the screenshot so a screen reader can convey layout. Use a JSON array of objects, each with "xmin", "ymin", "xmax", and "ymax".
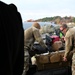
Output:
[{"xmin": 1, "ymin": 0, "xmax": 75, "ymax": 22}]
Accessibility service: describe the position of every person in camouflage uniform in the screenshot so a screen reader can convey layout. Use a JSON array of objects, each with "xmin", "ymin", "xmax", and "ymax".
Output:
[
  {"xmin": 60, "ymin": 24, "xmax": 75, "ymax": 75},
  {"xmin": 24, "ymin": 22, "xmax": 48, "ymax": 75}
]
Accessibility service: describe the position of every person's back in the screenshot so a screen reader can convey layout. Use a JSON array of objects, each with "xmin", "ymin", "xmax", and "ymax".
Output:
[
  {"xmin": 25, "ymin": 27, "xmax": 34, "ymax": 49},
  {"xmin": 0, "ymin": 1, "xmax": 24, "ymax": 75},
  {"xmin": 25, "ymin": 22, "xmax": 47, "ymax": 50}
]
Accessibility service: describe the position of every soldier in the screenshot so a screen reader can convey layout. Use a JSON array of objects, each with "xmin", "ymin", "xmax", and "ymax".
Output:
[
  {"xmin": 24, "ymin": 22, "xmax": 48, "ymax": 75},
  {"xmin": 60, "ymin": 24, "xmax": 75, "ymax": 75}
]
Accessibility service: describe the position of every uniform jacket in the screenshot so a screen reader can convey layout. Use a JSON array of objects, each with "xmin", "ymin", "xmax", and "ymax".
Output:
[
  {"xmin": 24, "ymin": 26, "xmax": 47, "ymax": 50},
  {"xmin": 64, "ymin": 27, "xmax": 75, "ymax": 58}
]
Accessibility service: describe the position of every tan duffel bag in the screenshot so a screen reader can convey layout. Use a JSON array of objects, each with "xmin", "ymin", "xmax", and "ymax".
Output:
[
  {"xmin": 35, "ymin": 50, "xmax": 71, "ymax": 70},
  {"xmin": 52, "ymin": 41, "xmax": 63, "ymax": 51},
  {"xmin": 49, "ymin": 51, "xmax": 64, "ymax": 63},
  {"xmin": 35, "ymin": 53, "xmax": 50, "ymax": 64},
  {"xmin": 35, "ymin": 51, "xmax": 64, "ymax": 64}
]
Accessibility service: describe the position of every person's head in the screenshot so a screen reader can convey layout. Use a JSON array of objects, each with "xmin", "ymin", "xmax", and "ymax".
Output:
[
  {"xmin": 60, "ymin": 24, "xmax": 68, "ymax": 35},
  {"xmin": 9, "ymin": 3, "xmax": 17, "ymax": 12},
  {"xmin": 32, "ymin": 22, "xmax": 41, "ymax": 29}
]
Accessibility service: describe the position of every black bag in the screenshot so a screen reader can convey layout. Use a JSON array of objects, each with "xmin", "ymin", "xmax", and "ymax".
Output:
[
  {"xmin": 31, "ymin": 34, "xmax": 53, "ymax": 55},
  {"xmin": 29, "ymin": 34, "xmax": 53, "ymax": 57}
]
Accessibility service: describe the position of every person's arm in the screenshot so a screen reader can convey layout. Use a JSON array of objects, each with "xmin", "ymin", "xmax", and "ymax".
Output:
[
  {"xmin": 33, "ymin": 29, "xmax": 47, "ymax": 49},
  {"xmin": 63, "ymin": 33, "xmax": 73, "ymax": 61}
]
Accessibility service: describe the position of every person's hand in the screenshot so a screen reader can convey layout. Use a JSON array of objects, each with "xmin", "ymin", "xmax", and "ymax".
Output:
[
  {"xmin": 31, "ymin": 56, "xmax": 37, "ymax": 65},
  {"xmin": 63, "ymin": 56, "xmax": 67, "ymax": 62},
  {"xmin": 61, "ymin": 36, "xmax": 65, "ymax": 42}
]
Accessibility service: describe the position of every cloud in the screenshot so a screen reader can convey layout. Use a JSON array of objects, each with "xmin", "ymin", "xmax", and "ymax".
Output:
[
  {"xmin": 2, "ymin": 0, "xmax": 75, "ymax": 21},
  {"xmin": 21, "ymin": 7, "xmax": 75, "ymax": 21}
]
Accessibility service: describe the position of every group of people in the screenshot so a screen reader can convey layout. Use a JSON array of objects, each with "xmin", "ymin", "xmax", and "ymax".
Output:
[
  {"xmin": 24, "ymin": 22, "xmax": 75, "ymax": 75},
  {"xmin": 25, "ymin": 23, "xmax": 75, "ymax": 75},
  {"xmin": 1, "ymin": 1, "xmax": 75, "ymax": 75}
]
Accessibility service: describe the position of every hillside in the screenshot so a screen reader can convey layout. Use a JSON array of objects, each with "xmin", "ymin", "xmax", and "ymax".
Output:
[
  {"xmin": 26, "ymin": 16, "xmax": 75, "ymax": 25},
  {"xmin": 35, "ymin": 16, "xmax": 75, "ymax": 24}
]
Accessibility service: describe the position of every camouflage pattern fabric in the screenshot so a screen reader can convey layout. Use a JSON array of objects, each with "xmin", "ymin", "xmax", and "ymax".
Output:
[
  {"xmin": 64, "ymin": 27, "xmax": 75, "ymax": 58},
  {"xmin": 24, "ymin": 46, "xmax": 29, "ymax": 75},
  {"xmin": 72, "ymin": 53, "xmax": 75, "ymax": 75},
  {"xmin": 64, "ymin": 27, "xmax": 75, "ymax": 75},
  {"xmin": 40, "ymin": 25, "xmax": 55, "ymax": 34}
]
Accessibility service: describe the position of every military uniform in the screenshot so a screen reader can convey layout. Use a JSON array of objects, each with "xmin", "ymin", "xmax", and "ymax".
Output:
[
  {"xmin": 39, "ymin": 25, "xmax": 55, "ymax": 34},
  {"xmin": 24, "ymin": 26, "xmax": 47, "ymax": 75},
  {"xmin": 64, "ymin": 27, "xmax": 75, "ymax": 75}
]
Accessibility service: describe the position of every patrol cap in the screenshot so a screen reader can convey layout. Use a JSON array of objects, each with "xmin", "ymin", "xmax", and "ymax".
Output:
[{"xmin": 32, "ymin": 22, "xmax": 41, "ymax": 29}]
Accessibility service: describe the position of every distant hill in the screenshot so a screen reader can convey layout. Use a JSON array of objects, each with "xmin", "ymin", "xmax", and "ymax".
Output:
[{"xmin": 26, "ymin": 16, "xmax": 75, "ymax": 25}]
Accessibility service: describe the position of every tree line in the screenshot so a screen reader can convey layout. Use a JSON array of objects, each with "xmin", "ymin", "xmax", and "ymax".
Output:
[{"xmin": 35, "ymin": 16, "xmax": 75, "ymax": 24}]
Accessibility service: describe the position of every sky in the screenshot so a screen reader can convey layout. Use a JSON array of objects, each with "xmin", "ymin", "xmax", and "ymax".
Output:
[{"xmin": 1, "ymin": 0, "xmax": 75, "ymax": 22}]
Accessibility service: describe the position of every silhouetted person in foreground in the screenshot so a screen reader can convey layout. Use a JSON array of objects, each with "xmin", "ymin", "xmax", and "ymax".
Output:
[{"xmin": 0, "ymin": 1, "xmax": 24, "ymax": 75}]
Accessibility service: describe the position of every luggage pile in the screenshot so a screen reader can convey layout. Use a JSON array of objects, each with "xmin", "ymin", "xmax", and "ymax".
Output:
[
  {"xmin": 32, "ymin": 33, "xmax": 71, "ymax": 71},
  {"xmin": 35, "ymin": 50, "xmax": 71, "ymax": 70}
]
